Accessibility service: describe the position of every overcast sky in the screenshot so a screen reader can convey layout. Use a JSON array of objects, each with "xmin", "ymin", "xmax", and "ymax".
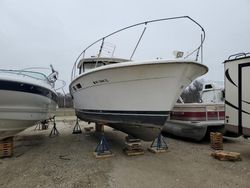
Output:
[{"xmin": 0, "ymin": 0, "xmax": 250, "ymax": 92}]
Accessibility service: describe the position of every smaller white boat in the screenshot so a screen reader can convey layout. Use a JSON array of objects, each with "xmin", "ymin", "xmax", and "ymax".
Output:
[
  {"xmin": 0, "ymin": 67, "xmax": 58, "ymax": 139},
  {"xmin": 163, "ymin": 82, "xmax": 225, "ymax": 141}
]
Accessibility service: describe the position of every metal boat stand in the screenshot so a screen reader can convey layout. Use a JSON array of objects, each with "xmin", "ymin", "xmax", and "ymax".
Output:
[
  {"xmin": 35, "ymin": 119, "xmax": 49, "ymax": 131},
  {"xmin": 72, "ymin": 118, "xmax": 82, "ymax": 134},
  {"xmin": 93, "ymin": 124, "xmax": 113, "ymax": 158},
  {"xmin": 49, "ymin": 116, "xmax": 59, "ymax": 137},
  {"xmin": 148, "ymin": 133, "xmax": 168, "ymax": 153}
]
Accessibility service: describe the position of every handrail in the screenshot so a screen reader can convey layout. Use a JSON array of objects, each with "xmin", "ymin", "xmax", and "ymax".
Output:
[
  {"xmin": 71, "ymin": 16, "xmax": 206, "ymax": 80},
  {"xmin": 228, "ymin": 52, "xmax": 250, "ymax": 60},
  {"xmin": 0, "ymin": 67, "xmax": 58, "ymax": 86},
  {"xmin": 55, "ymin": 79, "xmax": 66, "ymax": 91},
  {"xmin": 21, "ymin": 65, "xmax": 58, "ymax": 84},
  {"xmin": 0, "ymin": 69, "xmax": 48, "ymax": 81}
]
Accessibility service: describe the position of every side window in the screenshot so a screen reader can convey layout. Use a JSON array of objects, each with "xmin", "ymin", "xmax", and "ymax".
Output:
[
  {"xmin": 79, "ymin": 65, "xmax": 85, "ymax": 74},
  {"xmin": 76, "ymin": 83, "xmax": 82, "ymax": 89},
  {"xmin": 79, "ymin": 66, "xmax": 81, "ymax": 74},
  {"xmin": 82, "ymin": 64, "xmax": 85, "ymax": 72},
  {"xmin": 205, "ymin": 84, "xmax": 212, "ymax": 89}
]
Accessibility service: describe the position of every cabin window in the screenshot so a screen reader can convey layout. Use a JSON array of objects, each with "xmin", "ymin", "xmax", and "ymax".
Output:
[
  {"xmin": 83, "ymin": 62, "xmax": 105, "ymax": 72},
  {"xmin": 79, "ymin": 65, "xmax": 85, "ymax": 74},
  {"xmin": 205, "ymin": 84, "xmax": 213, "ymax": 89},
  {"xmin": 76, "ymin": 83, "xmax": 82, "ymax": 89}
]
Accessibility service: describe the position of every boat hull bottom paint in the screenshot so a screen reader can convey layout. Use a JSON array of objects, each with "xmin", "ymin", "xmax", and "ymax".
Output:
[
  {"xmin": 109, "ymin": 123, "xmax": 161, "ymax": 141},
  {"xmin": 75, "ymin": 110, "xmax": 168, "ymax": 141},
  {"xmin": 75, "ymin": 110, "xmax": 169, "ymax": 126}
]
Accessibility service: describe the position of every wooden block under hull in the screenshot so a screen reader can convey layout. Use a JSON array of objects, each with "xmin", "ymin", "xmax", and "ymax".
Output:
[
  {"xmin": 211, "ymin": 151, "xmax": 241, "ymax": 161},
  {"xmin": 123, "ymin": 148, "xmax": 144, "ymax": 156},
  {"xmin": 125, "ymin": 141, "xmax": 142, "ymax": 147},
  {"xmin": 125, "ymin": 136, "xmax": 141, "ymax": 143},
  {"xmin": 210, "ymin": 132, "xmax": 223, "ymax": 150},
  {"xmin": 148, "ymin": 147, "xmax": 167, "ymax": 153},
  {"xmin": 84, "ymin": 127, "xmax": 94, "ymax": 132},
  {"xmin": 93, "ymin": 151, "xmax": 114, "ymax": 159},
  {"xmin": 0, "ymin": 137, "xmax": 14, "ymax": 158}
]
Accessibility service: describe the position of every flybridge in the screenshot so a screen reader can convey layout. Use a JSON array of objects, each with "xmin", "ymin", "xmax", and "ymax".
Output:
[{"xmin": 71, "ymin": 16, "xmax": 206, "ymax": 80}]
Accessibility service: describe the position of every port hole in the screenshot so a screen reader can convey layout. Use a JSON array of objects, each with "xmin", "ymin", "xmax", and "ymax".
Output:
[{"xmin": 76, "ymin": 83, "xmax": 82, "ymax": 89}]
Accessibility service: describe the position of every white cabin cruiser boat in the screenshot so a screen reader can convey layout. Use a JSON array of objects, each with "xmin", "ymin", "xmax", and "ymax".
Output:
[
  {"xmin": 70, "ymin": 16, "xmax": 208, "ymax": 141},
  {"xmin": 0, "ymin": 67, "xmax": 58, "ymax": 139}
]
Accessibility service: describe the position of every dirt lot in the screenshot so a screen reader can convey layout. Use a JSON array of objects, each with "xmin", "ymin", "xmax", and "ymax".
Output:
[{"xmin": 0, "ymin": 117, "xmax": 250, "ymax": 188}]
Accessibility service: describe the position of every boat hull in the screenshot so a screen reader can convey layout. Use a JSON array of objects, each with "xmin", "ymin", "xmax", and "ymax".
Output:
[
  {"xmin": 0, "ymin": 84, "xmax": 57, "ymax": 140},
  {"xmin": 70, "ymin": 60, "xmax": 208, "ymax": 140}
]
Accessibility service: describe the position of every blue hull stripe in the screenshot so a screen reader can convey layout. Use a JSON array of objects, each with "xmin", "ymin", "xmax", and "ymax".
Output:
[
  {"xmin": 0, "ymin": 80, "xmax": 58, "ymax": 103},
  {"xmin": 76, "ymin": 109, "xmax": 169, "ymax": 126}
]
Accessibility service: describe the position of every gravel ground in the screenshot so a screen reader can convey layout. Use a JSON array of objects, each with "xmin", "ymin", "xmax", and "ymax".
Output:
[{"xmin": 0, "ymin": 117, "xmax": 250, "ymax": 188}]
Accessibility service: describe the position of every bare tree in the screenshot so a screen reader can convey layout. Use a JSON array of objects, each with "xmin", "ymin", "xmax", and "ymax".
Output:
[
  {"xmin": 180, "ymin": 79, "xmax": 204, "ymax": 103},
  {"xmin": 57, "ymin": 92, "xmax": 73, "ymax": 108}
]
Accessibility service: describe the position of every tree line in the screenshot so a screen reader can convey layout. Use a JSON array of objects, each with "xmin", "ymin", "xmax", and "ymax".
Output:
[{"xmin": 57, "ymin": 93, "xmax": 73, "ymax": 108}]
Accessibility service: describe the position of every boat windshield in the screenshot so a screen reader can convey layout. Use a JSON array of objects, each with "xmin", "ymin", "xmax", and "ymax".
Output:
[
  {"xmin": 83, "ymin": 62, "xmax": 103, "ymax": 72},
  {"xmin": 0, "ymin": 69, "xmax": 48, "ymax": 82}
]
